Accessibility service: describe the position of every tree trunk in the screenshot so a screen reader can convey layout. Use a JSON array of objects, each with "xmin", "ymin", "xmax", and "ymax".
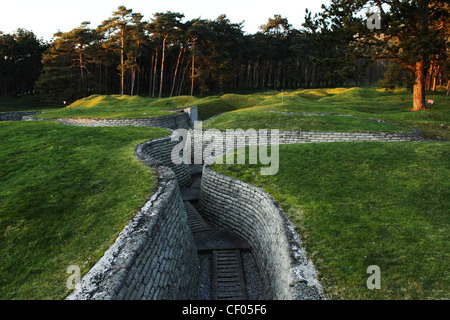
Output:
[
  {"xmin": 120, "ymin": 28, "xmax": 125, "ymax": 96},
  {"xmin": 98, "ymin": 64, "xmax": 102, "ymax": 94},
  {"xmin": 152, "ymin": 49, "xmax": 158, "ymax": 97},
  {"xmin": 179, "ymin": 63, "xmax": 188, "ymax": 96},
  {"xmin": 130, "ymin": 69, "xmax": 136, "ymax": 96},
  {"xmin": 136, "ymin": 57, "xmax": 141, "ymax": 96},
  {"xmin": 149, "ymin": 54, "xmax": 154, "ymax": 95},
  {"xmin": 79, "ymin": 53, "xmax": 85, "ymax": 98},
  {"xmin": 412, "ymin": 60, "xmax": 427, "ymax": 111},
  {"xmin": 446, "ymin": 80, "xmax": 450, "ymax": 97},
  {"xmin": 191, "ymin": 42, "xmax": 195, "ymax": 96},
  {"xmin": 170, "ymin": 47, "xmax": 184, "ymax": 97},
  {"xmin": 159, "ymin": 35, "xmax": 167, "ymax": 99},
  {"xmin": 431, "ymin": 64, "xmax": 439, "ymax": 92},
  {"xmin": 105, "ymin": 66, "xmax": 108, "ymax": 95}
]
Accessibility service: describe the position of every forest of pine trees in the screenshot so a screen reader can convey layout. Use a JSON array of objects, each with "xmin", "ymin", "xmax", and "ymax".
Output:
[{"xmin": 0, "ymin": 2, "xmax": 449, "ymax": 107}]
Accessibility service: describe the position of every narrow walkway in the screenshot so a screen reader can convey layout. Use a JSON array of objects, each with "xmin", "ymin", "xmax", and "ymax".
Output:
[
  {"xmin": 212, "ymin": 250, "xmax": 246, "ymax": 300},
  {"xmin": 182, "ymin": 166, "xmax": 266, "ymax": 300}
]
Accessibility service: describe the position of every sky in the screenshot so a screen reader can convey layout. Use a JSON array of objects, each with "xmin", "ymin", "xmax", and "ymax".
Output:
[{"xmin": 0, "ymin": 0, "xmax": 330, "ymax": 41}]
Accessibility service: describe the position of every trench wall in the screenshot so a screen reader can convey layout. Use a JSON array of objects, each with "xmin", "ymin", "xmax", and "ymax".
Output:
[
  {"xmin": 138, "ymin": 136, "xmax": 191, "ymax": 188},
  {"xmin": 66, "ymin": 141, "xmax": 199, "ymax": 300},
  {"xmin": 23, "ymin": 111, "xmax": 191, "ymax": 131},
  {"xmin": 0, "ymin": 111, "xmax": 40, "ymax": 121},
  {"xmin": 199, "ymin": 166, "xmax": 324, "ymax": 300},
  {"xmin": 184, "ymin": 129, "xmax": 423, "ymax": 164}
]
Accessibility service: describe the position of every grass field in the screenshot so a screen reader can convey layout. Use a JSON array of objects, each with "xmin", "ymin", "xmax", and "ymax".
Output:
[
  {"xmin": 212, "ymin": 142, "xmax": 450, "ymax": 300},
  {"xmin": 18, "ymin": 87, "xmax": 450, "ymax": 140},
  {"xmin": 202, "ymin": 87, "xmax": 450, "ymax": 140},
  {"xmin": 0, "ymin": 86, "xmax": 448, "ymax": 300},
  {"xmin": 0, "ymin": 121, "xmax": 168, "ymax": 299}
]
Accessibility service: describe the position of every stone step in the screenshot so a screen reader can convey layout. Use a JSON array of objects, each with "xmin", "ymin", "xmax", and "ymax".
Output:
[
  {"xmin": 211, "ymin": 250, "xmax": 247, "ymax": 300},
  {"xmin": 184, "ymin": 201, "xmax": 210, "ymax": 233}
]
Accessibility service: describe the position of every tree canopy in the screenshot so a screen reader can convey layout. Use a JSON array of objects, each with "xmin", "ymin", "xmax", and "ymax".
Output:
[
  {"xmin": 0, "ymin": 29, "xmax": 46, "ymax": 96},
  {"xmin": 1, "ymin": 3, "xmax": 448, "ymax": 110}
]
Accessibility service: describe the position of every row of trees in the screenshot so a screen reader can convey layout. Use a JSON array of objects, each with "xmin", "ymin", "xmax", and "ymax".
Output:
[
  {"xmin": 32, "ymin": 6, "xmax": 392, "ymax": 101},
  {"xmin": 0, "ymin": 29, "xmax": 46, "ymax": 96},
  {"xmin": 1, "ymin": 2, "xmax": 449, "ymax": 110}
]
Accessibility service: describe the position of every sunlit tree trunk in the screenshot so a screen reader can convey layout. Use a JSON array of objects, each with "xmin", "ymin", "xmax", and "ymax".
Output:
[
  {"xmin": 130, "ymin": 69, "xmax": 136, "ymax": 96},
  {"xmin": 152, "ymin": 48, "xmax": 158, "ymax": 97},
  {"xmin": 431, "ymin": 64, "xmax": 439, "ymax": 92},
  {"xmin": 170, "ymin": 47, "xmax": 184, "ymax": 97},
  {"xmin": 149, "ymin": 53, "xmax": 154, "ymax": 95},
  {"xmin": 159, "ymin": 35, "xmax": 167, "ymax": 98},
  {"xmin": 120, "ymin": 28, "xmax": 125, "ymax": 96},
  {"xmin": 191, "ymin": 42, "xmax": 195, "ymax": 96},
  {"xmin": 412, "ymin": 60, "xmax": 427, "ymax": 111}
]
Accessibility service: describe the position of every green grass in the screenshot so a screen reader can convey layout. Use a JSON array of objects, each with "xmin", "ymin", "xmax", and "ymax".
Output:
[
  {"xmin": 202, "ymin": 87, "xmax": 450, "ymax": 140},
  {"xmin": 9, "ymin": 87, "xmax": 447, "ymax": 140},
  {"xmin": 0, "ymin": 95, "xmax": 63, "ymax": 113},
  {"xmin": 33, "ymin": 95, "xmax": 192, "ymax": 119},
  {"xmin": 31, "ymin": 94, "xmax": 242, "ymax": 121},
  {"xmin": 30, "ymin": 93, "xmax": 264, "ymax": 122},
  {"xmin": 1, "ymin": 86, "xmax": 448, "ymax": 301},
  {"xmin": 212, "ymin": 142, "xmax": 450, "ymax": 300},
  {"xmin": 203, "ymin": 109, "xmax": 413, "ymax": 133},
  {"xmin": 194, "ymin": 97, "xmax": 237, "ymax": 120},
  {"xmin": 0, "ymin": 121, "xmax": 169, "ymax": 300}
]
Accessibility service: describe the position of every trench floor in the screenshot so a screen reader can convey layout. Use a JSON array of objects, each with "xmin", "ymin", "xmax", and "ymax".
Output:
[{"xmin": 183, "ymin": 167, "xmax": 266, "ymax": 300}]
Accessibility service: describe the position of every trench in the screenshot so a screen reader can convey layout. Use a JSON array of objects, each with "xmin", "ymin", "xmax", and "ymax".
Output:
[{"xmin": 181, "ymin": 165, "xmax": 266, "ymax": 300}]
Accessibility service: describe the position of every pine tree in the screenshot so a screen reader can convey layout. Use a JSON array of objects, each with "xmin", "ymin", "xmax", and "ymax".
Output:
[
  {"xmin": 149, "ymin": 11, "xmax": 185, "ymax": 98},
  {"xmin": 99, "ymin": 6, "xmax": 133, "ymax": 96},
  {"xmin": 316, "ymin": 0, "xmax": 450, "ymax": 111},
  {"xmin": 35, "ymin": 23, "xmax": 98, "ymax": 100}
]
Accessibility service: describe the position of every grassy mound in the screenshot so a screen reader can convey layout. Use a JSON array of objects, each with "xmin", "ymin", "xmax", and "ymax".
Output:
[
  {"xmin": 34, "ymin": 95, "xmax": 188, "ymax": 119},
  {"xmin": 17, "ymin": 87, "xmax": 449, "ymax": 140},
  {"xmin": 33, "ymin": 94, "xmax": 237, "ymax": 121},
  {"xmin": 220, "ymin": 94, "xmax": 264, "ymax": 109},
  {"xmin": 320, "ymin": 87, "xmax": 389, "ymax": 102},
  {"xmin": 68, "ymin": 95, "xmax": 120, "ymax": 108},
  {"xmin": 203, "ymin": 109, "xmax": 412, "ymax": 133},
  {"xmin": 194, "ymin": 97, "xmax": 237, "ymax": 120},
  {"xmin": 202, "ymin": 87, "xmax": 449, "ymax": 140}
]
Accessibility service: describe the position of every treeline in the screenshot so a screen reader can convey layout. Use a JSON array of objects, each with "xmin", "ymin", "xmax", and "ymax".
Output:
[
  {"xmin": 0, "ymin": 6, "xmax": 388, "ymax": 101},
  {"xmin": 0, "ymin": 29, "xmax": 46, "ymax": 96},
  {"xmin": 1, "ymin": 3, "xmax": 449, "ymax": 105}
]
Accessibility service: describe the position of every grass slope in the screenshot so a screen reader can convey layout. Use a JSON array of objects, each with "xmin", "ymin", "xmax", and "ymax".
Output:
[
  {"xmin": 212, "ymin": 142, "xmax": 450, "ymax": 300},
  {"xmin": 33, "ymin": 95, "xmax": 195, "ymax": 119},
  {"xmin": 0, "ymin": 122, "xmax": 168, "ymax": 299},
  {"xmin": 13, "ymin": 87, "xmax": 448, "ymax": 140},
  {"xmin": 203, "ymin": 87, "xmax": 449, "ymax": 140}
]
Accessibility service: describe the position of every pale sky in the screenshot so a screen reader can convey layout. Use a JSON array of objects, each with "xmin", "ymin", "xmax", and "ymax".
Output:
[{"xmin": 0, "ymin": 0, "xmax": 330, "ymax": 41}]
